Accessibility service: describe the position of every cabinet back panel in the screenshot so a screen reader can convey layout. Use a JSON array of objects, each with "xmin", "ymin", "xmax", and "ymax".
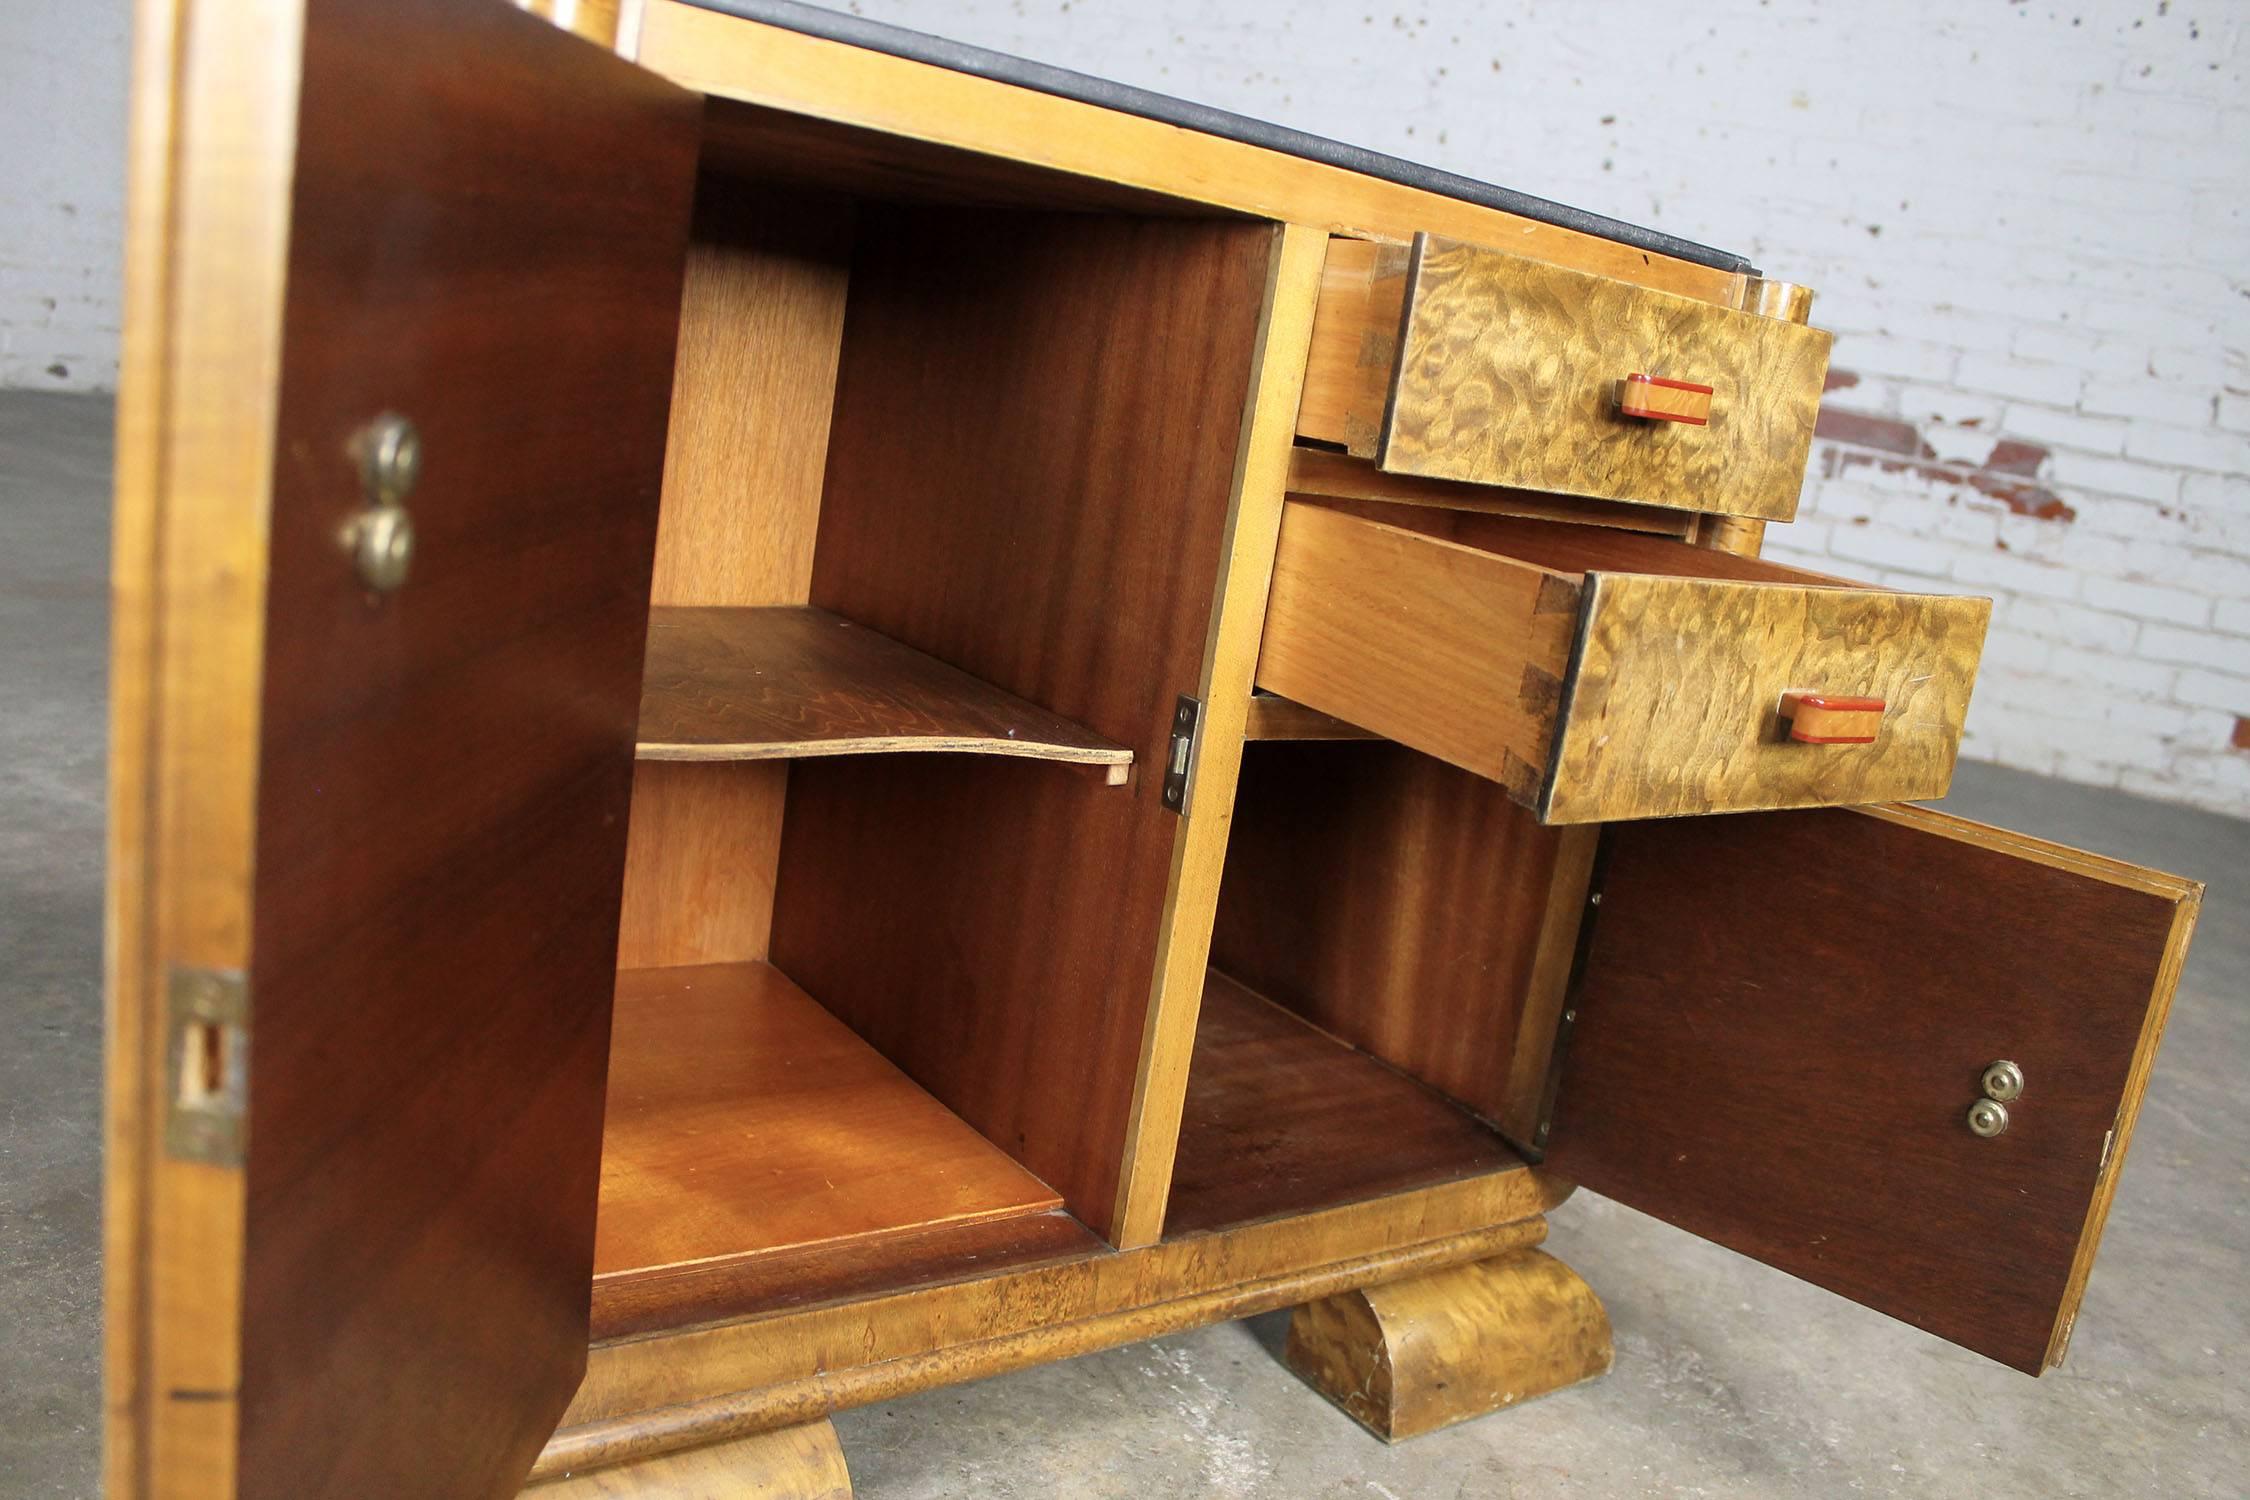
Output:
[
  {"xmin": 1212, "ymin": 740, "xmax": 1562, "ymax": 1126},
  {"xmin": 617, "ymin": 183, "xmax": 853, "ymax": 969},
  {"xmin": 774, "ymin": 207, "xmax": 1274, "ymax": 1243}
]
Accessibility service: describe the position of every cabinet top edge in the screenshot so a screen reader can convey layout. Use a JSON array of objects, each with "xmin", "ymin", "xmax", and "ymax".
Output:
[{"xmin": 674, "ymin": 0, "xmax": 1757, "ymax": 277}]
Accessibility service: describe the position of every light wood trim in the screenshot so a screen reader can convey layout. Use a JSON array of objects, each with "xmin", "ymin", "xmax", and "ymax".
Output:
[
  {"xmin": 1741, "ymin": 274, "xmax": 1817, "ymax": 324},
  {"xmin": 104, "ymin": 0, "xmax": 183, "ymax": 1485},
  {"xmin": 646, "ymin": 192, "xmax": 850, "ymax": 610},
  {"xmin": 561, "ymin": 1170, "xmax": 1564, "ymax": 1431},
  {"xmin": 1853, "ymin": 802, "xmax": 2203, "ymax": 899},
  {"xmin": 1108, "ymin": 224, "xmax": 1329, "ymax": 1247},
  {"xmin": 526, "ymin": 1420, "xmax": 852, "ymax": 1497},
  {"xmin": 615, "ymin": 189, "xmax": 853, "ymax": 970},
  {"xmin": 2047, "ymin": 883, "xmax": 2201, "ymax": 1367},
  {"xmin": 514, "ymin": 0, "xmax": 623, "ymax": 49},
  {"xmin": 636, "ymin": 2, "xmax": 1745, "ymax": 306},
  {"xmin": 540, "ymin": 1201, "xmax": 1558, "ymax": 1478},
  {"xmin": 1686, "ymin": 271, "xmax": 1809, "ymax": 558},
  {"xmin": 1286, "ymin": 448, "xmax": 1694, "ymax": 537},
  {"xmin": 615, "ymin": 762, "xmax": 784, "ymax": 971},
  {"xmin": 107, "ymin": 0, "xmax": 304, "ymax": 1493},
  {"xmin": 1297, "ymin": 235, "xmax": 1409, "ymax": 454},
  {"xmin": 1690, "ymin": 513, "xmax": 1768, "ymax": 556}
]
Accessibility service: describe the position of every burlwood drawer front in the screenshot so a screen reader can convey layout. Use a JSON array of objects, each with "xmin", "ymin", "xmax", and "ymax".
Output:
[
  {"xmin": 1298, "ymin": 235, "xmax": 1831, "ymax": 522},
  {"xmin": 1255, "ymin": 501, "xmax": 1990, "ymax": 823}
]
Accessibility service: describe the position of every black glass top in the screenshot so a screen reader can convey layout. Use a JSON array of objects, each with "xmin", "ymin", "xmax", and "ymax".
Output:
[{"xmin": 684, "ymin": 0, "xmax": 1755, "ymax": 275}]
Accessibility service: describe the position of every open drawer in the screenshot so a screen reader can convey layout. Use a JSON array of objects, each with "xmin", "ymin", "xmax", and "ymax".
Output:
[
  {"xmin": 1298, "ymin": 233, "xmax": 1831, "ymax": 521},
  {"xmin": 1255, "ymin": 497, "xmax": 1991, "ymax": 823}
]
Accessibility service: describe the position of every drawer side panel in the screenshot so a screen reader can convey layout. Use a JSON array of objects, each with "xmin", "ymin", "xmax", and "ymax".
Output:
[{"xmin": 1256, "ymin": 501, "xmax": 1581, "ymax": 802}]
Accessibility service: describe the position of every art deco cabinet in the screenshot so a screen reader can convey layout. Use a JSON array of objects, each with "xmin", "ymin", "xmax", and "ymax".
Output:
[{"xmin": 103, "ymin": 0, "xmax": 2204, "ymax": 1494}]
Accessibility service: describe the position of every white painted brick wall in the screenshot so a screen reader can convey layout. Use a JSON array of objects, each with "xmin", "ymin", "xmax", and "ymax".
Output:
[
  {"xmin": 5, "ymin": 0, "xmax": 2244, "ymax": 814},
  {"xmin": 0, "ymin": 0, "xmax": 130, "ymax": 391}
]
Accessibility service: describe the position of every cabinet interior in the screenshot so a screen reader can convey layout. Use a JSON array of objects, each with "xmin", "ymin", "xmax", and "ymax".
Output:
[
  {"xmin": 596, "ymin": 129, "xmax": 1544, "ymax": 1337},
  {"xmin": 1189, "ymin": 738, "xmax": 1580, "ymax": 1220}
]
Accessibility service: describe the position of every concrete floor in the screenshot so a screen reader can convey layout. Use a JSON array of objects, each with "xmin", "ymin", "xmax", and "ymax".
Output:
[{"xmin": 1, "ymin": 386, "xmax": 2242, "ymax": 1497}]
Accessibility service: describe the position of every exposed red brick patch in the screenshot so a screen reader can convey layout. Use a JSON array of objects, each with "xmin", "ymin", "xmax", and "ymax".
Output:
[
  {"xmin": 1814, "ymin": 406, "xmax": 1930, "ymax": 457},
  {"xmin": 1969, "ymin": 472, "xmax": 2075, "ymax": 522},
  {"xmin": 1984, "ymin": 439, "xmax": 2048, "ymax": 476},
  {"xmin": 1813, "ymin": 405, "xmax": 2075, "ymax": 523},
  {"xmin": 2234, "ymin": 716, "xmax": 2250, "ymax": 752},
  {"xmin": 1820, "ymin": 447, "xmax": 1950, "ymax": 490},
  {"xmin": 1823, "ymin": 367, "xmax": 1861, "ymax": 392}
]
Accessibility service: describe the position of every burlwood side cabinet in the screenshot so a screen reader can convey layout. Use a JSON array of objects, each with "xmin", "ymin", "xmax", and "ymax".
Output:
[{"xmin": 103, "ymin": 0, "xmax": 2204, "ymax": 1495}]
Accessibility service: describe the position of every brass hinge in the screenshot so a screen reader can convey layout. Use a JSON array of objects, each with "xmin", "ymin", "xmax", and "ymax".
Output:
[
  {"xmin": 1161, "ymin": 695, "xmax": 1203, "ymax": 815},
  {"xmin": 165, "ymin": 967, "xmax": 249, "ymax": 1167}
]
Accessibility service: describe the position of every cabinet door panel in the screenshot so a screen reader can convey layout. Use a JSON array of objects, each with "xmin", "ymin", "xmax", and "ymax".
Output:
[
  {"xmin": 1542, "ymin": 804, "xmax": 2199, "ymax": 1374},
  {"xmin": 105, "ymin": 1, "xmax": 699, "ymax": 1496}
]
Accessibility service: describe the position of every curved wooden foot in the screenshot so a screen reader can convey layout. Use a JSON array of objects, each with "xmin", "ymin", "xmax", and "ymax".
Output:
[
  {"xmin": 1283, "ymin": 1245, "xmax": 1612, "ymax": 1442},
  {"xmin": 526, "ymin": 1418, "xmax": 852, "ymax": 1498}
]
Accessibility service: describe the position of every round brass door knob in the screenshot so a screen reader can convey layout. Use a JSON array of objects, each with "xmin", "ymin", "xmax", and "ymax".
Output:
[
  {"xmin": 345, "ymin": 413, "xmax": 420, "ymax": 593},
  {"xmin": 349, "ymin": 504, "xmax": 415, "ymax": 592},
  {"xmin": 358, "ymin": 412, "xmax": 422, "ymax": 501},
  {"xmin": 1966, "ymin": 1098, "xmax": 2011, "ymax": 1138}
]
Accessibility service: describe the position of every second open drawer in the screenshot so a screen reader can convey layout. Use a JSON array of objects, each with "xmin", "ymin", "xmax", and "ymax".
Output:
[{"xmin": 1255, "ymin": 498, "xmax": 1992, "ymax": 823}]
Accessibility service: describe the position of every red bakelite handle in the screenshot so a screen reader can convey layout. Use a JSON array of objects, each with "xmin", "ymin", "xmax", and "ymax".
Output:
[
  {"xmin": 1780, "ymin": 692, "xmax": 1886, "ymax": 744},
  {"xmin": 1619, "ymin": 373, "xmax": 1714, "ymax": 425}
]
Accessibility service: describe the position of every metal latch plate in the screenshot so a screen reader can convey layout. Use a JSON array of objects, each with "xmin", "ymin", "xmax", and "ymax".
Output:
[
  {"xmin": 165, "ymin": 967, "xmax": 249, "ymax": 1166},
  {"xmin": 1161, "ymin": 695, "xmax": 1202, "ymax": 814}
]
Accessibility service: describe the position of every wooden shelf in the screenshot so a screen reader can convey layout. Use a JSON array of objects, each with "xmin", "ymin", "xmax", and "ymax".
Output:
[
  {"xmin": 1165, "ymin": 969, "xmax": 1523, "ymax": 1238},
  {"xmin": 637, "ymin": 606, "xmax": 1133, "ymax": 781},
  {"xmin": 592, "ymin": 962, "xmax": 1068, "ymax": 1314}
]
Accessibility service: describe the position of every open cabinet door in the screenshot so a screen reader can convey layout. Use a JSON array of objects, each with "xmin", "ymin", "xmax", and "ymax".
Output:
[
  {"xmin": 104, "ymin": 1, "xmax": 698, "ymax": 1495},
  {"xmin": 1542, "ymin": 804, "xmax": 2200, "ymax": 1375}
]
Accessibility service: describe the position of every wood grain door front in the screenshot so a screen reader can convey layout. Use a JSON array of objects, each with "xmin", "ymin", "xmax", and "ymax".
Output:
[
  {"xmin": 104, "ymin": 1, "xmax": 699, "ymax": 1496},
  {"xmin": 1541, "ymin": 805, "xmax": 2199, "ymax": 1374}
]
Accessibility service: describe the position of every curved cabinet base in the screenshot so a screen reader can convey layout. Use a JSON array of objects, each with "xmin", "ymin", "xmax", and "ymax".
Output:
[
  {"xmin": 526, "ymin": 1419, "xmax": 852, "ymax": 1499},
  {"xmin": 1283, "ymin": 1245, "xmax": 1613, "ymax": 1442}
]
